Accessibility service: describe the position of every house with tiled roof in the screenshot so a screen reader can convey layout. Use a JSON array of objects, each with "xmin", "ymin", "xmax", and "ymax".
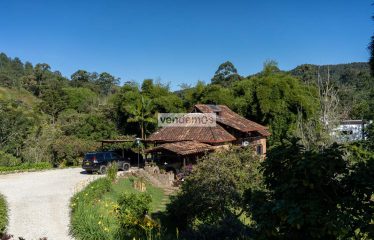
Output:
[{"xmin": 146, "ymin": 104, "xmax": 270, "ymax": 170}]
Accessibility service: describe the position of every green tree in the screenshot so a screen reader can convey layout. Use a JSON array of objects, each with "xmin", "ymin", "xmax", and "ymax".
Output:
[
  {"xmin": 200, "ymin": 84, "xmax": 235, "ymax": 107},
  {"xmin": 231, "ymin": 68, "xmax": 319, "ymax": 145},
  {"xmin": 70, "ymin": 70, "xmax": 91, "ymax": 87},
  {"xmin": 0, "ymin": 100, "xmax": 36, "ymax": 157},
  {"xmin": 51, "ymin": 135, "xmax": 97, "ymax": 166},
  {"xmin": 246, "ymin": 139, "xmax": 374, "ymax": 239},
  {"xmin": 126, "ymin": 96, "xmax": 156, "ymax": 139},
  {"xmin": 62, "ymin": 113, "xmax": 117, "ymax": 141},
  {"xmin": 63, "ymin": 87, "xmax": 97, "ymax": 113},
  {"xmin": 180, "ymin": 80, "xmax": 206, "ymax": 109},
  {"xmin": 141, "ymin": 79, "xmax": 154, "ymax": 95},
  {"xmin": 39, "ymin": 85, "xmax": 67, "ymax": 124},
  {"xmin": 96, "ymin": 72, "xmax": 119, "ymax": 95},
  {"xmin": 211, "ymin": 61, "xmax": 241, "ymax": 86},
  {"xmin": 369, "ymin": 14, "xmax": 374, "ymax": 76},
  {"xmin": 22, "ymin": 123, "xmax": 61, "ymax": 163},
  {"xmin": 34, "ymin": 63, "xmax": 51, "ymax": 96},
  {"xmin": 113, "ymin": 82, "xmax": 142, "ymax": 134},
  {"xmin": 167, "ymin": 149, "xmax": 262, "ymax": 237},
  {"xmin": 262, "ymin": 59, "xmax": 281, "ymax": 75}
]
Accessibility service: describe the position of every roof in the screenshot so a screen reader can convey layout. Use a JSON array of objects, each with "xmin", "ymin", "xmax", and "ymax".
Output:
[
  {"xmin": 147, "ymin": 124, "xmax": 236, "ymax": 143},
  {"xmin": 194, "ymin": 104, "xmax": 270, "ymax": 136},
  {"xmin": 340, "ymin": 120, "xmax": 365, "ymax": 125},
  {"xmin": 100, "ymin": 139, "xmax": 136, "ymax": 143},
  {"xmin": 147, "ymin": 104, "xmax": 270, "ymax": 143},
  {"xmin": 145, "ymin": 141, "xmax": 215, "ymax": 155}
]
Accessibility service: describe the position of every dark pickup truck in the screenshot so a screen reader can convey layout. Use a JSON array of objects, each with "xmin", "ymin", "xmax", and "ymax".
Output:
[{"xmin": 82, "ymin": 151, "xmax": 130, "ymax": 174}]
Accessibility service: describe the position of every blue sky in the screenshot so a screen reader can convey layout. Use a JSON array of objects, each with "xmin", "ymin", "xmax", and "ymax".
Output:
[{"xmin": 0, "ymin": 0, "xmax": 372, "ymax": 90}]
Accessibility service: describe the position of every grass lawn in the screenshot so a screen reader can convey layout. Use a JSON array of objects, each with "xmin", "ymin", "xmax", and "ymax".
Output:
[{"xmin": 104, "ymin": 177, "xmax": 166, "ymax": 212}]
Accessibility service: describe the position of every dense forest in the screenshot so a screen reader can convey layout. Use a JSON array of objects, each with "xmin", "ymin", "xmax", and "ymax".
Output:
[{"xmin": 0, "ymin": 52, "xmax": 373, "ymax": 167}]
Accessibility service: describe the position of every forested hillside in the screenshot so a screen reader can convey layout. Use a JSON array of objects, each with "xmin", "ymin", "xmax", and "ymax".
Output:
[
  {"xmin": 0, "ymin": 52, "xmax": 373, "ymax": 167},
  {"xmin": 290, "ymin": 62, "xmax": 373, "ymax": 119}
]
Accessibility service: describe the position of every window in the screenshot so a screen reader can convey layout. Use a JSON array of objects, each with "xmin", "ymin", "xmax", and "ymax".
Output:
[
  {"xmin": 256, "ymin": 145, "xmax": 263, "ymax": 155},
  {"xmin": 104, "ymin": 152, "xmax": 112, "ymax": 160},
  {"xmin": 96, "ymin": 153, "xmax": 105, "ymax": 161}
]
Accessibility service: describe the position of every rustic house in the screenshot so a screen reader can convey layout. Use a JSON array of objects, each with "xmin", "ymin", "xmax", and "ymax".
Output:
[{"xmin": 145, "ymin": 104, "xmax": 270, "ymax": 170}]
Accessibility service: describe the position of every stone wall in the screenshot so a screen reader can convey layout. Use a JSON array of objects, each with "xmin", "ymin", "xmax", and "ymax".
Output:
[{"xmin": 144, "ymin": 165, "xmax": 175, "ymax": 187}]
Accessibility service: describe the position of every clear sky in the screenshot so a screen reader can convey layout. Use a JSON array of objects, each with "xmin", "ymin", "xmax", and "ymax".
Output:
[{"xmin": 0, "ymin": 0, "xmax": 372, "ymax": 90}]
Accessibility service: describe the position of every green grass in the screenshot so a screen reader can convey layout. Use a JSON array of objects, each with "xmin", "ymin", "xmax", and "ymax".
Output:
[
  {"xmin": 0, "ymin": 194, "xmax": 7, "ymax": 234},
  {"xmin": 0, "ymin": 162, "xmax": 52, "ymax": 174},
  {"xmin": 104, "ymin": 177, "xmax": 165, "ymax": 212},
  {"xmin": 70, "ymin": 177, "xmax": 168, "ymax": 240}
]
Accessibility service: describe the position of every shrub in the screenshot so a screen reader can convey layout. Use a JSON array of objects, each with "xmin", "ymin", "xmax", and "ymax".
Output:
[
  {"xmin": 117, "ymin": 192, "xmax": 158, "ymax": 239},
  {"xmin": 106, "ymin": 163, "xmax": 118, "ymax": 183},
  {"xmin": 51, "ymin": 135, "xmax": 97, "ymax": 167},
  {"xmin": 0, "ymin": 194, "xmax": 7, "ymax": 234},
  {"xmin": 0, "ymin": 162, "xmax": 51, "ymax": 173},
  {"xmin": 70, "ymin": 177, "xmax": 171, "ymax": 240},
  {"xmin": 166, "ymin": 148, "xmax": 262, "ymax": 231},
  {"xmin": 246, "ymin": 139, "xmax": 374, "ymax": 239},
  {"xmin": 0, "ymin": 151, "xmax": 21, "ymax": 167}
]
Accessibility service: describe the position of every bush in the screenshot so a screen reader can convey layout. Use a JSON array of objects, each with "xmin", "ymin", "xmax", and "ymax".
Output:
[
  {"xmin": 246, "ymin": 139, "xmax": 374, "ymax": 239},
  {"xmin": 70, "ymin": 177, "xmax": 172, "ymax": 240},
  {"xmin": 106, "ymin": 163, "xmax": 118, "ymax": 183},
  {"xmin": 0, "ymin": 151, "xmax": 21, "ymax": 167},
  {"xmin": 0, "ymin": 194, "xmax": 7, "ymax": 234},
  {"xmin": 51, "ymin": 135, "xmax": 98, "ymax": 167},
  {"xmin": 0, "ymin": 162, "xmax": 51, "ymax": 173},
  {"xmin": 117, "ymin": 192, "xmax": 158, "ymax": 239},
  {"xmin": 166, "ymin": 148, "xmax": 262, "ymax": 231}
]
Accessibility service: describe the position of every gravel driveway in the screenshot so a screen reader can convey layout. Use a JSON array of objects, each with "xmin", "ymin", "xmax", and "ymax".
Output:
[{"xmin": 0, "ymin": 168, "xmax": 102, "ymax": 240}]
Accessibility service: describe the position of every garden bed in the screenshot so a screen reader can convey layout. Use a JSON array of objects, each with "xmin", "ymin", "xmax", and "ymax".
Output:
[{"xmin": 70, "ymin": 175, "xmax": 169, "ymax": 240}]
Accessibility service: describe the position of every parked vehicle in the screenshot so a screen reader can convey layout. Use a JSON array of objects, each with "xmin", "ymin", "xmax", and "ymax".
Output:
[{"xmin": 82, "ymin": 151, "xmax": 130, "ymax": 174}]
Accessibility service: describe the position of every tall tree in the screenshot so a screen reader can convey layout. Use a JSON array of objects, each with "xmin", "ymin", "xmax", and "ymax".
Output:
[
  {"xmin": 96, "ymin": 72, "xmax": 119, "ymax": 95},
  {"xmin": 34, "ymin": 63, "xmax": 50, "ymax": 96},
  {"xmin": 369, "ymin": 14, "xmax": 374, "ymax": 76},
  {"xmin": 39, "ymin": 85, "xmax": 67, "ymax": 124},
  {"xmin": 0, "ymin": 100, "xmax": 36, "ymax": 156},
  {"xmin": 211, "ymin": 61, "xmax": 241, "ymax": 86},
  {"xmin": 125, "ymin": 96, "xmax": 156, "ymax": 139},
  {"xmin": 70, "ymin": 70, "xmax": 91, "ymax": 87}
]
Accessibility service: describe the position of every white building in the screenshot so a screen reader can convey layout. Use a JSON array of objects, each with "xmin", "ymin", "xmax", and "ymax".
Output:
[{"xmin": 332, "ymin": 120, "xmax": 371, "ymax": 143}]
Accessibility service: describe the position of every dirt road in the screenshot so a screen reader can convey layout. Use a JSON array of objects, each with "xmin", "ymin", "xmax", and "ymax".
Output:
[{"xmin": 0, "ymin": 168, "xmax": 101, "ymax": 240}]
